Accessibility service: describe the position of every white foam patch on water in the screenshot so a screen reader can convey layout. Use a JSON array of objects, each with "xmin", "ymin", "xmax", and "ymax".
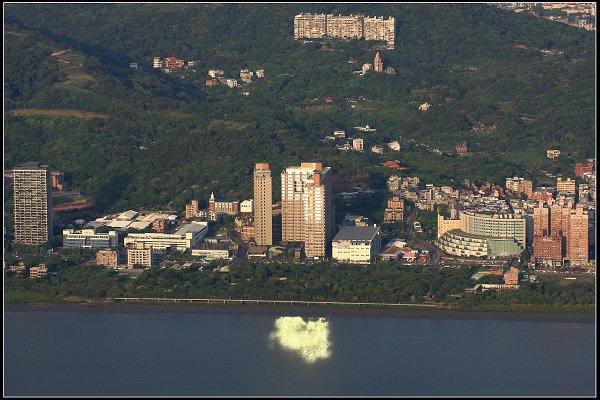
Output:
[{"xmin": 269, "ymin": 316, "xmax": 332, "ymax": 363}]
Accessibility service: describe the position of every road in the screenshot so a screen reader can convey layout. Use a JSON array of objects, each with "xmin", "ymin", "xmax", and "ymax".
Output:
[{"xmin": 403, "ymin": 202, "xmax": 441, "ymax": 265}]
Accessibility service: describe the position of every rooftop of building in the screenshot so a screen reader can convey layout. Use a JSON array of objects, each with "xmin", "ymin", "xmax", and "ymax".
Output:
[
  {"xmin": 333, "ymin": 226, "xmax": 380, "ymax": 242},
  {"xmin": 175, "ymin": 222, "xmax": 209, "ymax": 235},
  {"xmin": 13, "ymin": 162, "xmax": 50, "ymax": 170},
  {"xmin": 443, "ymin": 229, "xmax": 520, "ymax": 242},
  {"xmin": 193, "ymin": 242, "xmax": 230, "ymax": 250}
]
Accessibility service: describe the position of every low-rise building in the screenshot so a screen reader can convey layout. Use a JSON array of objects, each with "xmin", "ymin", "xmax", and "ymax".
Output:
[
  {"xmin": 191, "ymin": 242, "xmax": 232, "ymax": 260},
  {"xmin": 185, "ymin": 199, "xmax": 199, "ymax": 219},
  {"xmin": 332, "ymin": 226, "xmax": 381, "ymax": 265},
  {"xmin": 419, "ymin": 103, "xmax": 430, "ymax": 111},
  {"xmin": 62, "ymin": 228, "xmax": 118, "ymax": 249},
  {"xmin": 456, "ymin": 142, "xmax": 468, "ymax": 155},
  {"xmin": 388, "ymin": 141, "xmax": 401, "ymax": 151},
  {"xmin": 352, "ymin": 138, "xmax": 364, "ymax": 152},
  {"xmin": 8, "ymin": 261, "xmax": 26, "ymax": 274},
  {"xmin": 371, "ymin": 146, "xmax": 383, "ymax": 154},
  {"xmin": 208, "ymin": 193, "xmax": 239, "ymax": 215},
  {"xmin": 123, "ymin": 222, "xmax": 208, "ymax": 251},
  {"xmin": 240, "ymin": 69, "xmax": 254, "ymax": 83},
  {"xmin": 383, "ymin": 196, "xmax": 404, "ymax": 223},
  {"xmin": 96, "ymin": 249, "xmax": 120, "ymax": 268},
  {"xmin": 218, "ymin": 78, "xmax": 239, "ymax": 88},
  {"xmin": 29, "ymin": 264, "xmax": 48, "ymax": 278},
  {"xmin": 240, "ymin": 199, "xmax": 253, "ymax": 214},
  {"xmin": 575, "ymin": 162, "xmax": 594, "ymax": 177},
  {"xmin": 208, "ymin": 69, "xmax": 224, "ymax": 78},
  {"xmin": 503, "ymin": 267, "xmax": 520, "ymax": 285},
  {"xmin": 437, "ymin": 214, "xmax": 462, "ymax": 238},
  {"xmin": 556, "ymin": 177, "xmax": 576, "ymax": 195},
  {"xmin": 547, "ymin": 149, "xmax": 561, "ymax": 159},
  {"xmin": 152, "ymin": 218, "xmax": 166, "ymax": 233},
  {"xmin": 127, "ymin": 244, "xmax": 153, "ymax": 268}
]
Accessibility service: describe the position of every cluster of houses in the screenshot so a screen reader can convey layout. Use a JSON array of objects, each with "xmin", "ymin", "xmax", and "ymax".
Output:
[
  {"xmin": 7, "ymin": 262, "xmax": 48, "ymax": 278},
  {"xmin": 205, "ymin": 68, "xmax": 265, "ymax": 88},
  {"xmin": 149, "ymin": 56, "xmax": 200, "ymax": 73}
]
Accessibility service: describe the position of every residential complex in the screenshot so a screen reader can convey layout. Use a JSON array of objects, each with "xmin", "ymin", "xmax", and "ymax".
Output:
[
  {"xmin": 281, "ymin": 162, "xmax": 334, "ymax": 258},
  {"xmin": 254, "ymin": 163, "xmax": 273, "ymax": 246},
  {"xmin": 294, "ymin": 13, "xmax": 395, "ymax": 48},
  {"xmin": 13, "ymin": 162, "xmax": 53, "ymax": 245}
]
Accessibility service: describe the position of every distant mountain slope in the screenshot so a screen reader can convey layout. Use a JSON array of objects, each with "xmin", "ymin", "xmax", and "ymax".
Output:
[{"xmin": 3, "ymin": 4, "xmax": 595, "ymax": 214}]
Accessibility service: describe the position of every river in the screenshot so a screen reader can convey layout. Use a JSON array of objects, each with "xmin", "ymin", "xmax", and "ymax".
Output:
[{"xmin": 4, "ymin": 306, "xmax": 595, "ymax": 396}]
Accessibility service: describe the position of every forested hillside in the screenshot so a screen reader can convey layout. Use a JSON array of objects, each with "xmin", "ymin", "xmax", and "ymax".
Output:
[{"xmin": 4, "ymin": 3, "xmax": 595, "ymax": 213}]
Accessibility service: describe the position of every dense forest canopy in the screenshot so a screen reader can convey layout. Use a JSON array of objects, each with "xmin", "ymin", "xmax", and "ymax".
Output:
[{"xmin": 3, "ymin": 3, "xmax": 595, "ymax": 214}]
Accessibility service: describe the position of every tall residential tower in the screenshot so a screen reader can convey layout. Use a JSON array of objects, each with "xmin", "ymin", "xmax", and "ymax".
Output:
[
  {"xmin": 281, "ymin": 162, "xmax": 333, "ymax": 258},
  {"xmin": 254, "ymin": 163, "xmax": 273, "ymax": 246},
  {"xmin": 13, "ymin": 162, "xmax": 53, "ymax": 245}
]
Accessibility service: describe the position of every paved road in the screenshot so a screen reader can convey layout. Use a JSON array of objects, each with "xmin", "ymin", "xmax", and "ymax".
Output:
[{"xmin": 403, "ymin": 203, "xmax": 440, "ymax": 265}]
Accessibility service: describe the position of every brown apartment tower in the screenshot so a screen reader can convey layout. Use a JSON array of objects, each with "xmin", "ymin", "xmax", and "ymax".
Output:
[
  {"xmin": 13, "ymin": 162, "xmax": 53, "ymax": 245},
  {"xmin": 254, "ymin": 163, "xmax": 273, "ymax": 245},
  {"xmin": 281, "ymin": 162, "xmax": 333, "ymax": 258}
]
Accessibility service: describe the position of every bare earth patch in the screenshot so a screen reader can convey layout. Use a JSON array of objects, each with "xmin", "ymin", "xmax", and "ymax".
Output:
[{"xmin": 66, "ymin": 73, "xmax": 95, "ymax": 81}]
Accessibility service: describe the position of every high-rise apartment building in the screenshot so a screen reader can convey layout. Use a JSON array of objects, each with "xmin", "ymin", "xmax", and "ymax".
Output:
[
  {"xmin": 294, "ymin": 13, "xmax": 328, "ymax": 40},
  {"xmin": 13, "ymin": 162, "xmax": 53, "ymax": 245},
  {"xmin": 532, "ymin": 199, "xmax": 589, "ymax": 266},
  {"xmin": 254, "ymin": 163, "xmax": 273, "ymax": 246},
  {"xmin": 373, "ymin": 52, "xmax": 383, "ymax": 72},
  {"xmin": 364, "ymin": 16, "xmax": 396, "ymax": 48},
  {"xmin": 326, "ymin": 14, "xmax": 363, "ymax": 39},
  {"xmin": 293, "ymin": 13, "xmax": 395, "ymax": 48},
  {"xmin": 281, "ymin": 162, "xmax": 333, "ymax": 258},
  {"xmin": 567, "ymin": 205, "xmax": 589, "ymax": 264}
]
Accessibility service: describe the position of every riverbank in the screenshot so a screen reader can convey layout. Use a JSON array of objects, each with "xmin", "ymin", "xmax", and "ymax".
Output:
[{"xmin": 5, "ymin": 302, "xmax": 595, "ymax": 323}]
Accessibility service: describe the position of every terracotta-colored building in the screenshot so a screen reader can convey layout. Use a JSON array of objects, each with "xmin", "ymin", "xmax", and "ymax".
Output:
[
  {"xmin": 503, "ymin": 267, "xmax": 520, "ymax": 285},
  {"xmin": 533, "ymin": 235, "xmax": 563, "ymax": 265},
  {"xmin": 575, "ymin": 162, "xmax": 594, "ymax": 177},
  {"xmin": 152, "ymin": 218, "xmax": 166, "ymax": 233},
  {"xmin": 50, "ymin": 171, "xmax": 64, "ymax": 191},
  {"xmin": 208, "ymin": 193, "xmax": 239, "ymax": 215}
]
